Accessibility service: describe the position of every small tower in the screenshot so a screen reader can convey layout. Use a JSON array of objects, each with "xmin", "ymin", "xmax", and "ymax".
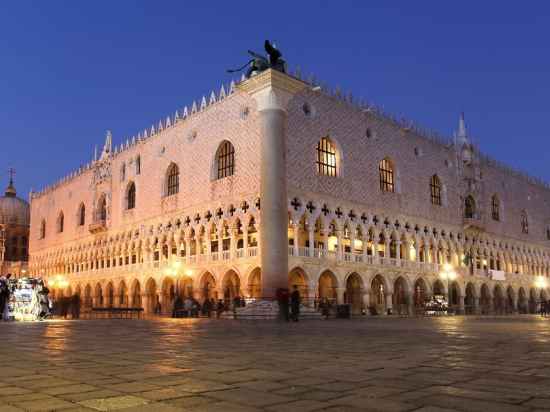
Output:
[
  {"xmin": 100, "ymin": 130, "xmax": 113, "ymax": 160},
  {"xmin": 454, "ymin": 112, "xmax": 473, "ymax": 165}
]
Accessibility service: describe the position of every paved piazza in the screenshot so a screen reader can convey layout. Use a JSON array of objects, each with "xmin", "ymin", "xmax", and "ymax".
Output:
[{"xmin": 2, "ymin": 317, "xmax": 550, "ymax": 412}]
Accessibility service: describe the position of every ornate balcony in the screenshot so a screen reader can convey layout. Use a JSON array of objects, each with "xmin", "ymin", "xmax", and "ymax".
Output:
[{"xmin": 88, "ymin": 220, "xmax": 107, "ymax": 233}]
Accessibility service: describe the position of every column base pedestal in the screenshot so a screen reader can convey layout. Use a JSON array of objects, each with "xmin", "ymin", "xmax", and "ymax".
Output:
[{"xmin": 221, "ymin": 300, "xmax": 323, "ymax": 320}]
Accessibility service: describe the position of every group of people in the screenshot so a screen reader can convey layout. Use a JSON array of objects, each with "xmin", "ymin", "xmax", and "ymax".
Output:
[
  {"xmin": 170, "ymin": 295, "xmax": 247, "ymax": 319},
  {"xmin": 540, "ymin": 300, "xmax": 550, "ymax": 317},
  {"xmin": 277, "ymin": 286, "xmax": 302, "ymax": 321},
  {"xmin": 0, "ymin": 274, "xmax": 51, "ymax": 321}
]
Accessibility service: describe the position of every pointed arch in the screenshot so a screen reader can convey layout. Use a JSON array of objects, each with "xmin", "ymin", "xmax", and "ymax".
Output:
[
  {"xmin": 165, "ymin": 162, "xmax": 180, "ymax": 196},
  {"xmin": 521, "ymin": 210, "xmax": 529, "ymax": 234},
  {"xmin": 215, "ymin": 140, "xmax": 235, "ymax": 179},
  {"xmin": 126, "ymin": 181, "xmax": 136, "ymax": 210},
  {"xmin": 464, "ymin": 195, "xmax": 476, "ymax": 219},
  {"xmin": 316, "ymin": 136, "xmax": 341, "ymax": 177},
  {"xmin": 40, "ymin": 219, "xmax": 46, "ymax": 239},
  {"xmin": 77, "ymin": 203, "xmax": 86, "ymax": 226},
  {"xmin": 379, "ymin": 157, "xmax": 395, "ymax": 193},
  {"xmin": 430, "ymin": 175, "xmax": 442, "ymax": 206},
  {"xmin": 97, "ymin": 194, "xmax": 107, "ymax": 222},
  {"xmin": 491, "ymin": 194, "xmax": 501, "ymax": 221},
  {"xmin": 57, "ymin": 211, "xmax": 64, "ymax": 233}
]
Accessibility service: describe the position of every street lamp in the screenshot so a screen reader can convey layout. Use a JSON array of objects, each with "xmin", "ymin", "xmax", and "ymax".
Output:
[
  {"xmin": 535, "ymin": 276, "xmax": 547, "ymax": 290},
  {"xmin": 440, "ymin": 264, "xmax": 457, "ymax": 313}
]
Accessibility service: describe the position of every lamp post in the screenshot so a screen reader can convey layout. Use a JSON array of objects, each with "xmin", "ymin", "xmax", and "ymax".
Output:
[{"xmin": 440, "ymin": 263, "xmax": 457, "ymax": 314}]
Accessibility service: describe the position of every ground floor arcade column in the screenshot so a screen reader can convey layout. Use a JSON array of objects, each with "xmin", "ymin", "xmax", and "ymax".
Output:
[{"xmin": 238, "ymin": 70, "xmax": 306, "ymax": 299}]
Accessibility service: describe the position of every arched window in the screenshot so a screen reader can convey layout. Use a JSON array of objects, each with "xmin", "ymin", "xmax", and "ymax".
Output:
[
  {"xmin": 166, "ymin": 163, "xmax": 179, "ymax": 196},
  {"xmin": 216, "ymin": 141, "xmax": 235, "ymax": 179},
  {"xmin": 521, "ymin": 211, "xmax": 529, "ymax": 234},
  {"xmin": 379, "ymin": 158, "xmax": 395, "ymax": 192},
  {"xmin": 464, "ymin": 196, "xmax": 476, "ymax": 218},
  {"xmin": 430, "ymin": 175, "xmax": 441, "ymax": 206},
  {"xmin": 39, "ymin": 220, "xmax": 46, "ymax": 239},
  {"xmin": 98, "ymin": 196, "xmax": 107, "ymax": 222},
  {"xmin": 135, "ymin": 155, "xmax": 141, "ymax": 175},
  {"xmin": 316, "ymin": 137, "xmax": 338, "ymax": 177},
  {"xmin": 57, "ymin": 212, "xmax": 64, "ymax": 233},
  {"xmin": 126, "ymin": 182, "xmax": 136, "ymax": 210},
  {"xmin": 546, "ymin": 226, "xmax": 550, "ymax": 240},
  {"xmin": 491, "ymin": 195, "xmax": 500, "ymax": 221},
  {"xmin": 78, "ymin": 203, "xmax": 86, "ymax": 226}
]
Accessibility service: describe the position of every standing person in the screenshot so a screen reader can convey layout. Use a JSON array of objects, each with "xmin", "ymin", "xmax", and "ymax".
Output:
[
  {"xmin": 154, "ymin": 295, "xmax": 162, "ymax": 315},
  {"xmin": 290, "ymin": 285, "xmax": 301, "ymax": 322},
  {"xmin": 2, "ymin": 274, "xmax": 12, "ymax": 321},
  {"xmin": 71, "ymin": 294, "xmax": 80, "ymax": 319},
  {"xmin": 216, "ymin": 299, "xmax": 224, "ymax": 319},
  {"xmin": 276, "ymin": 288, "xmax": 290, "ymax": 322},
  {"xmin": 321, "ymin": 297, "xmax": 330, "ymax": 320},
  {"xmin": 0, "ymin": 277, "xmax": 7, "ymax": 321}
]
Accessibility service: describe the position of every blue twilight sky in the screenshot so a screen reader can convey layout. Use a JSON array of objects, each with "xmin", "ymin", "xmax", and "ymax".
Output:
[{"xmin": 1, "ymin": 1, "xmax": 549, "ymax": 199}]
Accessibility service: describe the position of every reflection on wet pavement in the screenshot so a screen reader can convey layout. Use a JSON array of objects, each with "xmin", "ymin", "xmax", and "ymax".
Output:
[{"xmin": 1, "ymin": 316, "xmax": 550, "ymax": 411}]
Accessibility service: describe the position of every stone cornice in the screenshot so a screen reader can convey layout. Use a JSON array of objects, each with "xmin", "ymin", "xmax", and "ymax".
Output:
[{"xmin": 237, "ymin": 69, "xmax": 307, "ymax": 96}]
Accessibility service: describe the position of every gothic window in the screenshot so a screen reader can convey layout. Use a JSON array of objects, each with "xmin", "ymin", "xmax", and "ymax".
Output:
[
  {"xmin": 216, "ymin": 141, "xmax": 235, "ymax": 179},
  {"xmin": 521, "ymin": 211, "xmax": 529, "ymax": 234},
  {"xmin": 98, "ymin": 196, "xmax": 107, "ymax": 221},
  {"xmin": 491, "ymin": 195, "xmax": 500, "ymax": 221},
  {"xmin": 126, "ymin": 182, "xmax": 136, "ymax": 210},
  {"xmin": 40, "ymin": 220, "xmax": 46, "ymax": 239},
  {"xmin": 135, "ymin": 155, "xmax": 141, "ymax": 175},
  {"xmin": 546, "ymin": 226, "xmax": 550, "ymax": 240},
  {"xmin": 166, "ymin": 163, "xmax": 179, "ymax": 196},
  {"xmin": 316, "ymin": 137, "xmax": 338, "ymax": 177},
  {"xmin": 430, "ymin": 175, "xmax": 442, "ymax": 206},
  {"xmin": 57, "ymin": 212, "xmax": 64, "ymax": 233},
  {"xmin": 379, "ymin": 158, "xmax": 395, "ymax": 192},
  {"xmin": 78, "ymin": 203, "xmax": 86, "ymax": 226},
  {"xmin": 120, "ymin": 163, "xmax": 126, "ymax": 182},
  {"xmin": 464, "ymin": 196, "xmax": 476, "ymax": 218}
]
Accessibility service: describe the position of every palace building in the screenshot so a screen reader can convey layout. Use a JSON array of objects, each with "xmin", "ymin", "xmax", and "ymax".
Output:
[{"xmin": 29, "ymin": 69, "xmax": 550, "ymax": 316}]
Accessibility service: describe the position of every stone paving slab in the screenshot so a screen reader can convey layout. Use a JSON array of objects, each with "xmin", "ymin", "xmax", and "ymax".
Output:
[{"xmin": 2, "ymin": 316, "xmax": 550, "ymax": 411}]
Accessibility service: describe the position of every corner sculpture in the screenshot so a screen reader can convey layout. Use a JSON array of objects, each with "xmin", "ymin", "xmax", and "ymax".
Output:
[{"xmin": 227, "ymin": 40, "xmax": 287, "ymax": 79}]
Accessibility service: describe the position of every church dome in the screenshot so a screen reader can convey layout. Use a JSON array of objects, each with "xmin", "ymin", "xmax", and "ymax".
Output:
[{"xmin": 0, "ymin": 179, "xmax": 30, "ymax": 226}]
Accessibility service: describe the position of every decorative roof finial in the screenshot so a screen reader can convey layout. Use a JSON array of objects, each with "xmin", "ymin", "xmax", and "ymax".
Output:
[
  {"xmin": 100, "ymin": 130, "xmax": 112, "ymax": 160},
  {"xmin": 5, "ymin": 168, "xmax": 16, "ymax": 197},
  {"xmin": 456, "ymin": 112, "xmax": 469, "ymax": 145}
]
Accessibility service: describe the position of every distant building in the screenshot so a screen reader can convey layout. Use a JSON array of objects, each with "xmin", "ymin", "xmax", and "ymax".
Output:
[
  {"xmin": 29, "ymin": 69, "xmax": 550, "ymax": 316},
  {"xmin": 0, "ymin": 175, "xmax": 29, "ymax": 277}
]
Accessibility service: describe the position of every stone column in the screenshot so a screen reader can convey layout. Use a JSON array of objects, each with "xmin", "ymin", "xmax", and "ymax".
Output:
[
  {"xmin": 184, "ymin": 237, "xmax": 191, "ymax": 261},
  {"xmin": 336, "ymin": 229, "xmax": 343, "ymax": 260},
  {"xmin": 336, "ymin": 287, "xmax": 346, "ymax": 305},
  {"xmin": 385, "ymin": 293, "xmax": 393, "ymax": 315},
  {"xmin": 308, "ymin": 227, "xmax": 315, "ymax": 257},
  {"xmin": 362, "ymin": 292, "xmax": 370, "ymax": 315},
  {"xmin": 474, "ymin": 296, "xmax": 481, "ymax": 315},
  {"xmin": 396, "ymin": 240, "xmax": 402, "ymax": 262},
  {"xmin": 239, "ymin": 70, "xmax": 306, "ymax": 299},
  {"xmin": 293, "ymin": 223, "xmax": 300, "ymax": 257},
  {"xmin": 243, "ymin": 226, "xmax": 249, "ymax": 257},
  {"xmin": 458, "ymin": 295, "xmax": 465, "ymax": 315}
]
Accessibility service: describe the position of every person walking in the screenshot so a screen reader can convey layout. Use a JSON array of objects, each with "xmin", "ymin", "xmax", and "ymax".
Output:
[{"xmin": 290, "ymin": 285, "xmax": 301, "ymax": 322}]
